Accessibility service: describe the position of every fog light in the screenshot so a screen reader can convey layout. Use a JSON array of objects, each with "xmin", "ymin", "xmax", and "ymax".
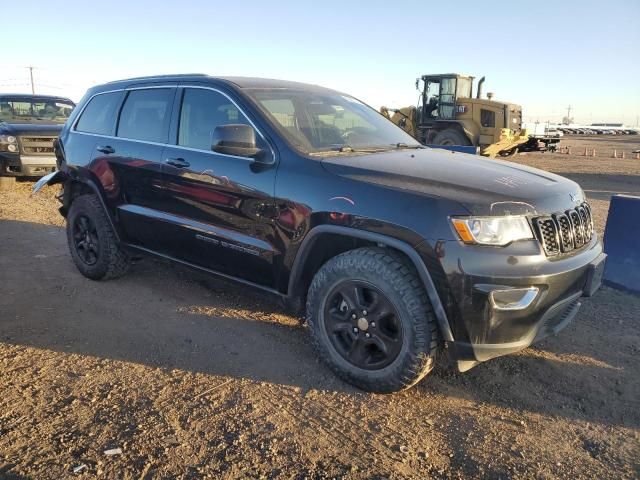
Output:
[
  {"xmin": 7, "ymin": 144, "xmax": 17, "ymax": 152},
  {"xmin": 490, "ymin": 287, "xmax": 539, "ymax": 311}
]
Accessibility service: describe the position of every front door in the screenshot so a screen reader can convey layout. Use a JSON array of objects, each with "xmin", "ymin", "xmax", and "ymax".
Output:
[{"xmin": 160, "ymin": 86, "xmax": 279, "ymax": 287}]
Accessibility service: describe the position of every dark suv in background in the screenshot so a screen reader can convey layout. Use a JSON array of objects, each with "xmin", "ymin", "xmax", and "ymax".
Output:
[
  {"xmin": 35, "ymin": 74, "xmax": 605, "ymax": 392},
  {"xmin": 1, "ymin": 94, "xmax": 75, "ymax": 176}
]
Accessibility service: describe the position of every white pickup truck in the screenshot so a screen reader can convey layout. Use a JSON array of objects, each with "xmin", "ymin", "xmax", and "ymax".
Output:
[{"xmin": 521, "ymin": 122, "xmax": 563, "ymax": 152}]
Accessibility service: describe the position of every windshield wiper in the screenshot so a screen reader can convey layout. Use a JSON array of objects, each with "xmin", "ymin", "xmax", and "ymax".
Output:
[
  {"xmin": 309, "ymin": 143, "xmax": 423, "ymax": 157},
  {"xmin": 310, "ymin": 145, "xmax": 389, "ymax": 156},
  {"xmin": 394, "ymin": 143, "xmax": 424, "ymax": 149}
]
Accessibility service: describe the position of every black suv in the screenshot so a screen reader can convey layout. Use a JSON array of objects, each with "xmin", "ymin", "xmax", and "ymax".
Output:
[
  {"xmin": 35, "ymin": 75, "xmax": 605, "ymax": 392},
  {"xmin": 1, "ymin": 94, "xmax": 75, "ymax": 176}
]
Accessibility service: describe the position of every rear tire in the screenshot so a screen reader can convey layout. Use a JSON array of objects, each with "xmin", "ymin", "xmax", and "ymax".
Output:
[
  {"xmin": 66, "ymin": 195, "xmax": 130, "ymax": 280},
  {"xmin": 433, "ymin": 128, "xmax": 471, "ymax": 146},
  {"xmin": 306, "ymin": 247, "xmax": 439, "ymax": 393}
]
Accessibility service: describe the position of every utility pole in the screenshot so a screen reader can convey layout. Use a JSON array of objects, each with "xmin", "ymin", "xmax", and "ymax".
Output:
[{"xmin": 27, "ymin": 66, "xmax": 35, "ymax": 94}]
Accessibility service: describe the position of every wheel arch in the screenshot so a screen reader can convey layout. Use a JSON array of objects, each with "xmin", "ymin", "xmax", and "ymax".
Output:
[
  {"xmin": 61, "ymin": 174, "xmax": 122, "ymax": 243},
  {"xmin": 287, "ymin": 225, "xmax": 454, "ymax": 342}
]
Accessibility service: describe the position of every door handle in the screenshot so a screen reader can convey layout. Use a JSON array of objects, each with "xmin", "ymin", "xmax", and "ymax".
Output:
[
  {"xmin": 165, "ymin": 157, "xmax": 190, "ymax": 168},
  {"xmin": 96, "ymin": 145, "xmax": 115, "ymax": 154}
]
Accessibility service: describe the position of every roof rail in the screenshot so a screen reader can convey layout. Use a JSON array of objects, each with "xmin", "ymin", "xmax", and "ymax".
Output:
[{"xmin": 105, "ymin": 73, "xmax": 208, "ymax": 84}]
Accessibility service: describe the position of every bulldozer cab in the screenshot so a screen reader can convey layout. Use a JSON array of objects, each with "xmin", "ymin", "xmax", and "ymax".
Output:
[{"xmin": 418, "ymin": 74, "xmax": 474, "ymax": 124}]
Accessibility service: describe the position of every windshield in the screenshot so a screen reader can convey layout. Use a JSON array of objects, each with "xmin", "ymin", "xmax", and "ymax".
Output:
[
  {"xmin": 0, "ymin": 97, "xmax": 75, "ymax": 124},
  {"xmin": 245, "ymin": 88, "xmax": 422, "ymax": 154}
]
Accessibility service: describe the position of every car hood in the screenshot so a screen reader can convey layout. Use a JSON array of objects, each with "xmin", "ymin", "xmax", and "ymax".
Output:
[
  {"xmin": 321, "ymin": 147, "xmax": 585, "ymax": 215},
  {"xmin": 0, "ymin": 122, "xmax": 64, "ymax": 136}
]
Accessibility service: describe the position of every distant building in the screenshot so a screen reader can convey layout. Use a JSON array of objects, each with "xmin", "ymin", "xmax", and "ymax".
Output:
[{"xmin": 591, "ymin": 123, "xmax": 623, "ymax": 127}]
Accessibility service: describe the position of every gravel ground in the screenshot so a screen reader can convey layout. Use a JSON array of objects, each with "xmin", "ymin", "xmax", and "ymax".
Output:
[{"xmin": 0, "ymin": 136, "xmax": 639, "ymax": 479}]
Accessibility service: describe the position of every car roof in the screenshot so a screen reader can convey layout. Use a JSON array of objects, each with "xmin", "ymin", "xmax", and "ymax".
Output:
[{"xmin": 99, "ymin": 74, "xmax": 341, "ymax": 94}]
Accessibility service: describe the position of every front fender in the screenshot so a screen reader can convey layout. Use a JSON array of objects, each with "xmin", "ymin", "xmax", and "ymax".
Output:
[
  {"xmin": 287, "ymin": 225, "xmax": 454, "ymax": 342},
  {"xmin": 32, "ymin": 170, "xmax": 67, "ymax": 195}
]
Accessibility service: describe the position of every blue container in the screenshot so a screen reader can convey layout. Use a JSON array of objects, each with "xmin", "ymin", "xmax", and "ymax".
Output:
[{"xmin": 603, "ymin": 195, "xmax": 640, "ymax": 293}]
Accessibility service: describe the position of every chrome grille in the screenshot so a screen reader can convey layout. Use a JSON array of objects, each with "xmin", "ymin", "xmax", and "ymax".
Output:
[
  {"xmin": 554, "ymin": 213, "xmax": 574, "ymax": 253},
  {"xmin": 569, "ymin": 210, "xmax": 584, "ymax": 247},
  {"xmin": 534, "ymin": 202, "xmax": 594, "ymax": 256},
  {"xmin": 19, "ymin": 136, "xmax": 56, "ymax": 155},
  {"xmin": 535, "ymin": 217, "xmax": 560, "ymax": 255}
]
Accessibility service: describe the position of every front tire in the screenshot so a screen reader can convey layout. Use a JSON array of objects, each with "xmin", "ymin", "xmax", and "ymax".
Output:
[
  {"xmin": 306, "ymin": 248, "xmax": 439, "ymax": 393},
  {"xmin": 66, "ymin": 195, "xmax": 130, "ymax": 280}
]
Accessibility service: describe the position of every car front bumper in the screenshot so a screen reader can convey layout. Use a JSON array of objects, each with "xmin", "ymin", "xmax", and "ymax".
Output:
[
  {"xmin": 1, "ymin": 152, "xmax": 57, "ymax": 177},
  {"xmin": 418, "ymin": 236, "xmax": 606, "ymax": 370}
]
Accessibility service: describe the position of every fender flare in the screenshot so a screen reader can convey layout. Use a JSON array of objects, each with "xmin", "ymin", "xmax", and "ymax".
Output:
[
  {"xmin": 33, "ymin": 170, "xmax": 119, "ymax": 241},
  {"xmin": 65, "ymin": 174, "xmax": 122, "ymax": 243},
  {"xmin": 287, "ymin": 225, "xmax": 454, "ymax": 342}
]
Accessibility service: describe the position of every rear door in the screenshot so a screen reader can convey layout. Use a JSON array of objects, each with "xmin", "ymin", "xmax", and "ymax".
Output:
[
  {"xmin": 106, "ymin": 87, "xmax": 177, "ymax": 250},
  {"xmin": 159, "ymin": 86, "xmax": 279, "ymax": 287}
]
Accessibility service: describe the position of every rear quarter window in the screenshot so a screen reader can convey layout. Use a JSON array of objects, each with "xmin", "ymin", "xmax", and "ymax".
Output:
[{"xmin": 75, "ymin": 92, "xmax": 123, "ymax": 135}]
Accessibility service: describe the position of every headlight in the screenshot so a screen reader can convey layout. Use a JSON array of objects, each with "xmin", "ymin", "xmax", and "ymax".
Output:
[
  {"xmin": 451, "ymin": 216, "xmax": 534, "ymax": 246},
  {"xmin": 0, "ymin": 134, "xmax": 18, "ymax": 153}
]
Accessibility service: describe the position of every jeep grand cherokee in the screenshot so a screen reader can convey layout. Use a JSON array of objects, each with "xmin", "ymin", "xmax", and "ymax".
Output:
[
  {"xmin": 1, "ymin": 94, "xmax": 75, "ymax": 176},
  {"xmin": 34, "ymin": 74, "xmax": 606, "ymax": 392}
]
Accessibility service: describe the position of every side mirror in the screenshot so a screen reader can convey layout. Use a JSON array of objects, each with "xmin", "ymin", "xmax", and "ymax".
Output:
[{"xmin": 211, "ymin": 124, "xmax": 262, "ymax": 158}]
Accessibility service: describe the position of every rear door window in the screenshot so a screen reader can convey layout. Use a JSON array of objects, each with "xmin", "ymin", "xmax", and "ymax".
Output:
[
  {"xmin": 75, "ymin": 92, "xmax": 123, "ymax": 135},
  {"xmin": 117, "ymin": 89, "xmax": 174, "ymax": 143}
]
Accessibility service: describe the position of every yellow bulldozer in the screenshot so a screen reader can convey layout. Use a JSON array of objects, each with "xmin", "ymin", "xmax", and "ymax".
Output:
[{"xmin": 381, "ymin": 73, "xmax": 529, "ymax": 157}]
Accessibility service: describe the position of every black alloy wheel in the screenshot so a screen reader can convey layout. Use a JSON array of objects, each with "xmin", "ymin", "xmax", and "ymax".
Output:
[
  {"xmin": 323, "ymin": 280, "xmax": 403, "ymax": 370},
  {"xmin": 72, "ymin": 214, "xmax": 100, "ymax": 265}
]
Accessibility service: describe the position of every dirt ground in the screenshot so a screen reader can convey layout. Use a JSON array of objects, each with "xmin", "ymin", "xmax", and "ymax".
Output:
[{"xmin": 1, "ymin": 136, "xmax": 639, "ymax": 479}]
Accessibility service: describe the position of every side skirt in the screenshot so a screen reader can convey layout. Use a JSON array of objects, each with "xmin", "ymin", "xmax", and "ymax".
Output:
[{"xmin": 122, "ymin": 243, "xmax": 286, "ymax": 299}]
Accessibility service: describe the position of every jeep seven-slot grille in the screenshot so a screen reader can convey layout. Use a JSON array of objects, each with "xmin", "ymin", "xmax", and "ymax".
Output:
[
  {"xmin": 19, "ymin": 136, "xmax": 56, "ymax": 155},
  {"xmin": 534, "ymin": 202, "xmax": 594, "ymax": 256}
]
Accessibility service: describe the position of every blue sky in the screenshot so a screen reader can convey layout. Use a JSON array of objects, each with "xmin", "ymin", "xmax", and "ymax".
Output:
[{"xmin": 2, "ymin": 0, "xmax": 639, "ymax": 124}]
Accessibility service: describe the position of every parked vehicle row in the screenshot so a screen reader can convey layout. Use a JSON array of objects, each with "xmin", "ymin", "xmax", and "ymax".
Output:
[
  {"xmin": 33, "ymin": 74, "xmax": 606, "ymax": 392},
  {"xmin": 558, "ymin": 127, "xmax": 637, "ymax": 136}
]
